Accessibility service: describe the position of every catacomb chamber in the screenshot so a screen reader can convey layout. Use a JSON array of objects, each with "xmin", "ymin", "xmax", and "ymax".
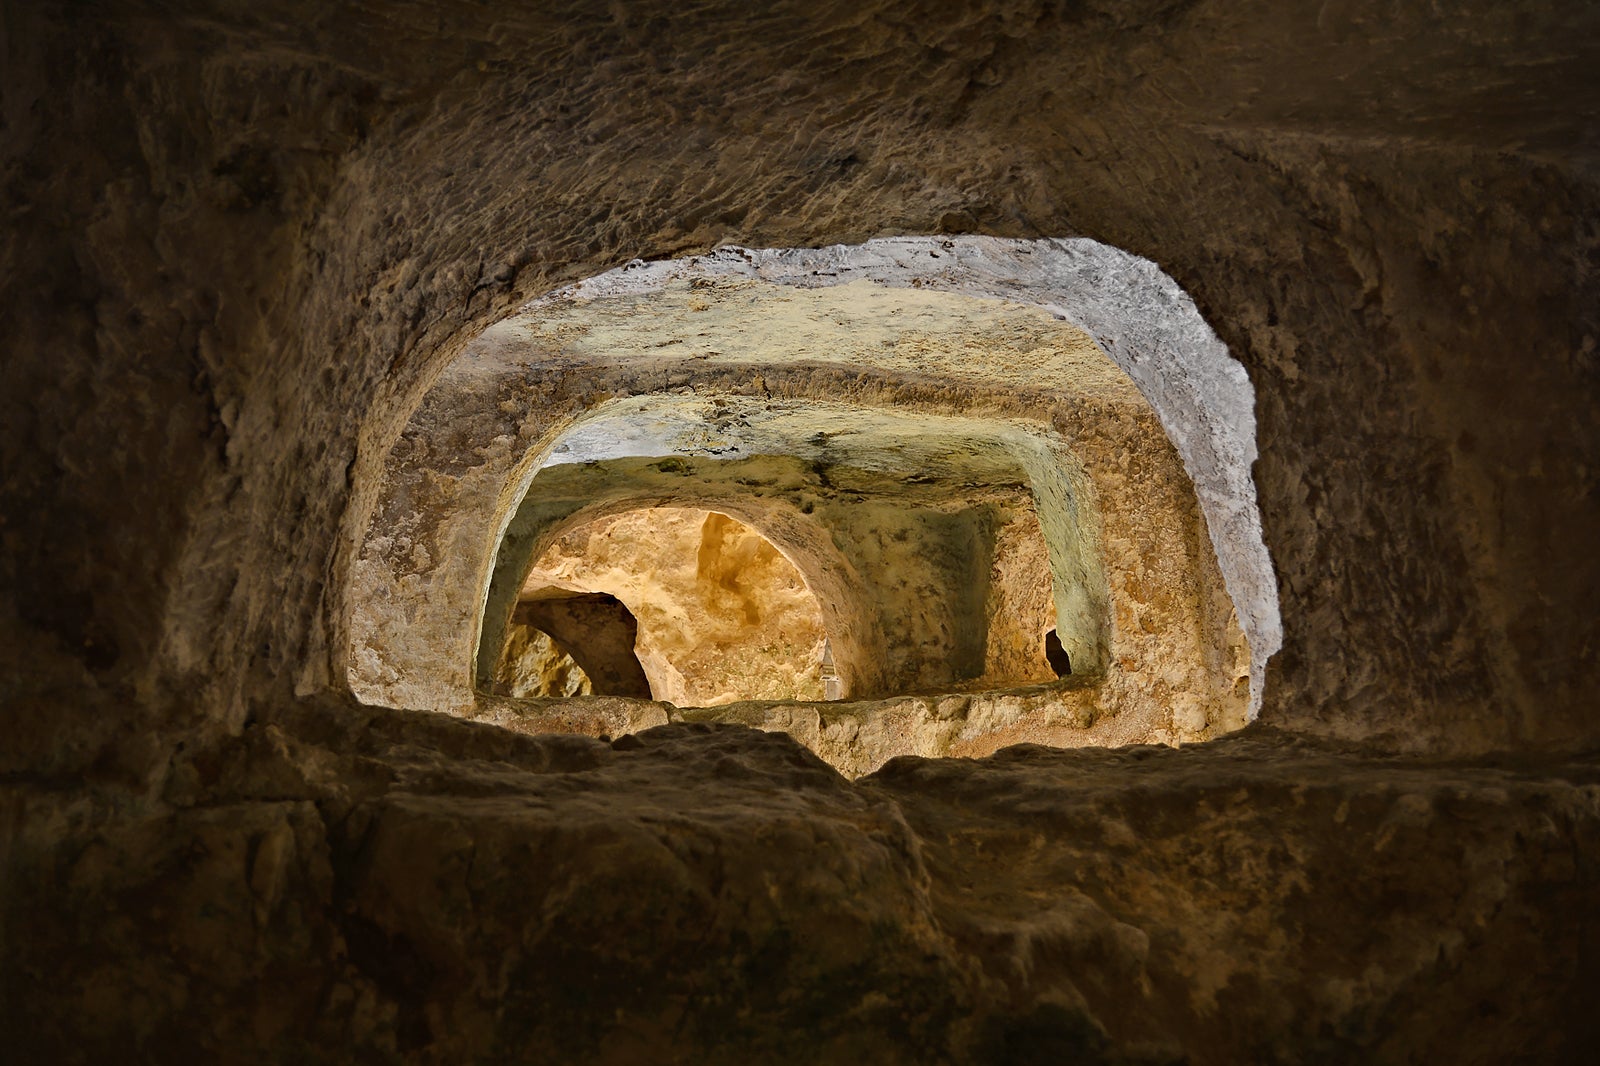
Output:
[
  {"xmin": 496, "ymin": 507, "xmax": 830, "ymax": 705},
  {"xmin": 346, "ymin": 237, "xmax": 1279, "ymax": 771},
  {"xmin": 481, "ymin": 398, "xmax": 1110, "ymax": 705},
  {"xmin": 11, "ymin": 5, "xmax": 1600, "ymax": 1059}
]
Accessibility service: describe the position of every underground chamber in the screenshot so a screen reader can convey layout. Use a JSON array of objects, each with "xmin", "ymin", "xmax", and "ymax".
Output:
[
  {"xmin": 14, "ymin": 10, "xmax": 1599, "ymax": 1057},
  {"xmin": 346, "ymin": 236, "xmax": 1279, "ymax": 773}
]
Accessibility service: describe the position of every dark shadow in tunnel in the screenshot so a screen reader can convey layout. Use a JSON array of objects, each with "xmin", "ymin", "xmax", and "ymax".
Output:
[
  {"xmin": 1044, "ymin": 629, "xmax": 1072, "ymax": 678},
  {"xmin": 513, "ymin": 592, "xmax": 653, "ymax": 697}
]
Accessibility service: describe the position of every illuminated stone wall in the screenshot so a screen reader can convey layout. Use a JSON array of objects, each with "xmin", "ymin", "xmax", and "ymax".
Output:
[{"xmin": 514, "ymin": 508, "xmax": 831, "ymax": 706}]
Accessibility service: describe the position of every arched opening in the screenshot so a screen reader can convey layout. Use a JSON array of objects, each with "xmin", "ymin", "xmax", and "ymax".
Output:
[
  {"xmin": 502, "ymin": 507, "xmax": 833, "ymax": 705},
  {"xmin": 474, "ymin": 396, "xmax": 1109, "ymax": 707},
  {"xmin": 492, "ymin": 591, "xmax": 651, "ymax": 699},
  {"xmin": 345, "ymin": 236, "xmax": 1278, "ymax": 771}
]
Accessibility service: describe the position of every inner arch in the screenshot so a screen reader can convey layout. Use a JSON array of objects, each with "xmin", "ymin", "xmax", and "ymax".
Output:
[
  {"xmin": 344, "ymin": 235, "xmax": 1277, "ymax": 767},
  {"xmin": 477, "ymin": 397, "xmax": 1107, "ymax": 702},
  {"xmin": 510, "ymin": 507, "xmax": 832, "ymax": 706}
]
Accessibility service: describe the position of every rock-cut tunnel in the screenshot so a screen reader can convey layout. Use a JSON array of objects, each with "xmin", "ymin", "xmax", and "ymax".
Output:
[
  {"xmin": 8, "ymin": 5, "xmax": 1599, "ymax": 1061},
  {"xmin": 346, "ymin": 237, "xmax": 1280, "ymax": 773}
]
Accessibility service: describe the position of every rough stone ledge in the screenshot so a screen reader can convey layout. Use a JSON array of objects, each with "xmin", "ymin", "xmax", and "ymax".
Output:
[
  {"xmin": 3, "ymin": 696, "xmax": 1598, "ymax": 1063},
  {"xmin": 466, "ymin": 679, "xmax": 1136, "ymax": 780}
]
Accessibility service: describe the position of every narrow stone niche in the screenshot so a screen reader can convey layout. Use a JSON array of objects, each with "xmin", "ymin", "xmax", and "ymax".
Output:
[{"xmin": 345, "ymin": 237, "xmax": 1280, "ymax": 773}]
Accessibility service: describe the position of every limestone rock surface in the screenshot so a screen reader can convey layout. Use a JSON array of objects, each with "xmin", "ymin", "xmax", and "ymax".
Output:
[
  {"xmin": 3, "ymin": 1, "xmax": 1599, "ymax": 1061},
  {"xmin": 521, "ymin": 507, "xmax": 829, "ymax": 705},
  {"xmin": 4, "ymin": 706, "xmax": 1597, "ymax": 1063}
]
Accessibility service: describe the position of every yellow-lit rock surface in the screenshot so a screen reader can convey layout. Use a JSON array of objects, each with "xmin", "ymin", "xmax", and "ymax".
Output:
[
  {"xmin": 519, "ymin": 508, "xmax": 829, "ymax": 705},
  {"xmin": 493, "ymin": 624, "xmax": 591, "ymax": 698}
]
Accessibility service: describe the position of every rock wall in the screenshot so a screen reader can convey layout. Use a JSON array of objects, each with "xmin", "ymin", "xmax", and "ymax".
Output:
[
  {"xmin": 5, "ymin": 703, "xmax": 1598, "ymax": 1062},
  {"xmin": 3, "ymin": 1, "xmax": 1598, "ymax": 1060},
  {"xmin": 520, "ymin": 508, "xmax": 830, "ymax": 705}
]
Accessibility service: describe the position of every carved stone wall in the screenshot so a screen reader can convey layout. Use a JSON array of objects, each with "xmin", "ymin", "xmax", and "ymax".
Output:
[
  {"xmin": 3, "ymin": 2, "xmax": 1598, "ymax": 1060},
  {"xmin": 517, "ymin": 508, "xmax": 829, "ymax": 706}
]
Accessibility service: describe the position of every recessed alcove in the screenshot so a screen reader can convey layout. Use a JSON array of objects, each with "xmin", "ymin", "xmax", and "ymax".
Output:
[
  {"xmin": 344, "ymin": 236, "xmax": 1280, "ymax": 772},
  {"xmin": 499, "ymin": 507, "xmax": 831, "ymax": 705}
]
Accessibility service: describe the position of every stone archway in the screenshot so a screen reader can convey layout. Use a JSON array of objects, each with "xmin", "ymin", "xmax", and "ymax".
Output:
[
  {"xmin": 471, "ymin": 395, "xmax": 1111, "ymax": 706},
  {"xmin": 498, "ymin": 591, "xmax": 652, "ymax": 698},
  {"xmin": 345, "ymin": 236, "xmax": 1270, "ymax": 765}
]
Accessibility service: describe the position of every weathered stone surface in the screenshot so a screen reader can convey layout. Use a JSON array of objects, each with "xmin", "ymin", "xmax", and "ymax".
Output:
[
  {"xmin": 4, "ymin": 708, "xmax": 1598, "ymax": 1062},
  {"xmin": 3, "ymin": 0, "xmax": 1598, "ymax": 1060},
  {"xmin": 520, "ymin": 508, "xmax": 829, "ymax": 705}
]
